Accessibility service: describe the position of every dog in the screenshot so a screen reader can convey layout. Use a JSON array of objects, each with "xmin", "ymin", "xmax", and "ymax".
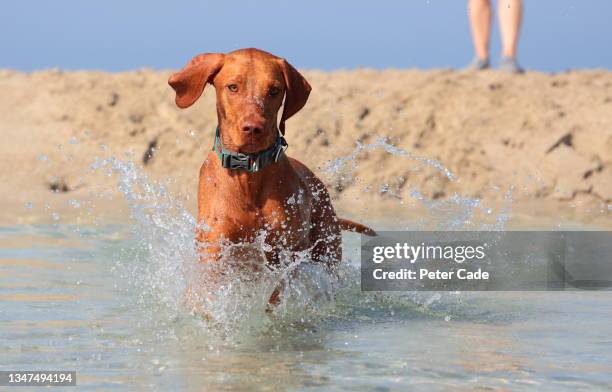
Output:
[{"xmin": 168, "ymin": 48, "xmax": 374, "ymax": 303}]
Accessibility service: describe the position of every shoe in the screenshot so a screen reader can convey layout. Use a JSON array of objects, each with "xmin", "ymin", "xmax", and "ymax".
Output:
[
  {"xmin": 466, "ymin": 57, "xmax": 490, "ymax": 71},
  {"xmin": 499, "ymin": 57, "xmax": 524, "ymax": 73}
]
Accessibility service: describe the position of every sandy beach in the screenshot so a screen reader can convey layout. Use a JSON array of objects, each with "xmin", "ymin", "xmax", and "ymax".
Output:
[{"xmin": 1, "ymin": 68, "xmax": 610, "ymax": 227}]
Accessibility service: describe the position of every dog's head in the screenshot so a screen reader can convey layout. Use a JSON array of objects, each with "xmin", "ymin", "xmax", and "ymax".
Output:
[{"xmin": 168, "ymin": 48, "xmax": 311, "ymax": 154}]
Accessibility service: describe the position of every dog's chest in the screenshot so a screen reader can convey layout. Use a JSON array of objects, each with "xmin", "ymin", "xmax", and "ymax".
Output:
[{"xmin": 205, "ymin": 182, "xmax": 313, "ymax": 249}]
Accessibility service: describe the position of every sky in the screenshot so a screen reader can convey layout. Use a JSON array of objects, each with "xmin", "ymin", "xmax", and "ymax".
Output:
[{"xmin": 1, "ymin": 1, "xmax": 610, "ymax": 72}]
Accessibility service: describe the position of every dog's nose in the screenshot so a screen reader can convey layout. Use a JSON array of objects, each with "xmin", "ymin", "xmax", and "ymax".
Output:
[{"xmin": 242, "ymin": 122, "xmax": 264, "ymax": 134}]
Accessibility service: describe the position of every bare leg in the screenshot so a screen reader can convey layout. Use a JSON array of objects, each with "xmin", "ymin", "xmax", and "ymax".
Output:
[
  {"xmin": 498, "ymin": 0, "xmax": 523, "ymax": 58},
  {"xmin": 468, "ymin": 0, "xmax": 492, "ymax": 61}
]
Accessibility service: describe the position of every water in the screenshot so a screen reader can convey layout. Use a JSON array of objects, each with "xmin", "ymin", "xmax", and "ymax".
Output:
[
  {"xmin": 2, "ymin": 224, "xmax": 611, "ymax": 390},
  {"xmin": 1, "ymin": 146, "xmax": 611, "ymax": 390}
]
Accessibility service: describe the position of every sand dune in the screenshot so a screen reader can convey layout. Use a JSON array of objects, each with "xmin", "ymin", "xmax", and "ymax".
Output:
[{"xmin": 1, "ymin": 68, "xmax": 610, "ymax": 226}]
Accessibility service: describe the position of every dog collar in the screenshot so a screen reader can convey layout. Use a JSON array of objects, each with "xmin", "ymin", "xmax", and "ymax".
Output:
[{"xmin": 212, "ymin": 127, "xmax": 288, "ymax": 173}]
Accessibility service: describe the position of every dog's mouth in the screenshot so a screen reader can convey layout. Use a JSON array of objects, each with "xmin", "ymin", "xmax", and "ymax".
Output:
[
  {"xmin": 237, "ymin": 132, "xmax": 276, "ymax": 154},
  {"xmin": 239, "ymin": 142, "xmax": 268, "ymax": 154}
]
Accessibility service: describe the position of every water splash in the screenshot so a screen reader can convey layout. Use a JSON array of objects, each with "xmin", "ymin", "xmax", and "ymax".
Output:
[
  {"xmin": 90, "ymin": 157, "xmax": 195, "ymax": 318},
  {"xmin": 323, "ymin": 137, "xmax": 455, "ymax": 181},
  {"xmin": 321, "ymin": 135, "xmax": 511, "ymax": 230}
]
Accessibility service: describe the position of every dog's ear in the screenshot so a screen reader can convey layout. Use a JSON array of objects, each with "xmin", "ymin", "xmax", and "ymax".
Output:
[
  {"xmin": 277, "ymin": 58, "xmax": 311, "ymax": 134},
  {"xmin": 168, "ymin": 53, "xmax": 225, "ymax": 109}
]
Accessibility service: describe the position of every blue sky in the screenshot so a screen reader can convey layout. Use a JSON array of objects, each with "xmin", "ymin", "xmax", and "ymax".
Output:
[{"xmin": 1, "ymin": 1, "xmax": 610, "ymax": 72}]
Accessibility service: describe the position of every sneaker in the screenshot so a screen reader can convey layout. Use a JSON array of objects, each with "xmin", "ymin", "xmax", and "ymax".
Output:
[
  {"xmin": 466, "ymin": 57, "xmax": 490, "ymax": 71},
  {"xmin": 499, "ymin": 57, "xmax": 524, "ymax": 73}
]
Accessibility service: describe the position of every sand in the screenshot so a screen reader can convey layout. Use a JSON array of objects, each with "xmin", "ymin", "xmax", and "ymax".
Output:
[{"xmin": 1, "ymin": 68, "xmax": 611, "ymax": 227}]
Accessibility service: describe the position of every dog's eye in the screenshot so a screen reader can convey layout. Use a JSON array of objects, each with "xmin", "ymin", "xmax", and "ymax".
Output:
[
  {"xmin": 227, "ymin": 84, "xmax": 238, "ymax": 92},
  {"xmin": 268, "ymin": 86, "xmax": 280, "ymax": 97}
]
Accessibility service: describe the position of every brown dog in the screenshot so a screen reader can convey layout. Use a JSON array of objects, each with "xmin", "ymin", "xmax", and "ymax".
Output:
[{"xmin": 168, "ymin": 48, "xmax": 374, "ymax": 278}]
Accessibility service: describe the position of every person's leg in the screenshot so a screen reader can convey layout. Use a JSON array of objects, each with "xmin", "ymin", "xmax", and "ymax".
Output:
[
  {"xmin": 498, "ymin": 0, "xmax": 522, "ymax": 58},
  {"xmin": 468, "ymin": 0, "xmax": 492, "ymax": 61}
]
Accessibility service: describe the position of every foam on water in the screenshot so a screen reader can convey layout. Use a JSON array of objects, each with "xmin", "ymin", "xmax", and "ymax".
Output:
[{"xmin": 88, "ymin": 137, "xmax": 508, "ymax": 344}]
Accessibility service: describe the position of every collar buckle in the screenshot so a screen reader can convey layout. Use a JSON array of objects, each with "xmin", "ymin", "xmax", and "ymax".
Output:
[{"xmin": 224, "ymin": 152, "xmax": 251, "ymax": 171}]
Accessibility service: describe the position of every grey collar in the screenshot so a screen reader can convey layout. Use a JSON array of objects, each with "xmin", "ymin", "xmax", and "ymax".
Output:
[{"xmin": 212, "ymin": 127, "xmax": 288, "ymax": 173}]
